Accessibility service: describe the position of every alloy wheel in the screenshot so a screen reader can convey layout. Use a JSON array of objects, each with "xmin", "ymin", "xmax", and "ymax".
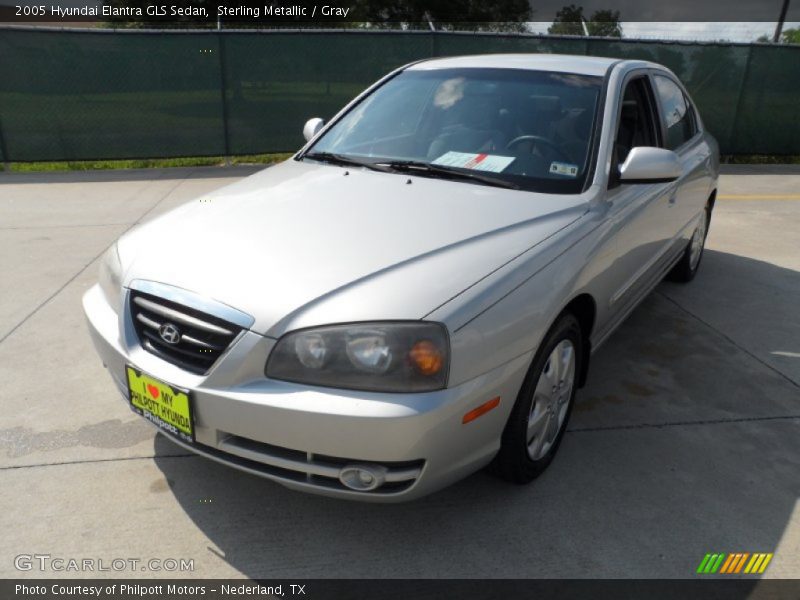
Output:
[
  {"xmin": 689, "ymin": 211, "xmax": 708, "ymax": 270},
  {"xmin": 526, "ymin": 339, "xmax": 576, "ymax": 461}
]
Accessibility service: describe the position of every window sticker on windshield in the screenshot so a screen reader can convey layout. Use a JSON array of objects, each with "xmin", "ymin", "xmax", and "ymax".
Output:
[
  {"xmin": 433, "ymin": 151, "xmax": 515, "ymax": 173},
  {"xmin": 549, "ymin": 162, "xmax": 579, "ymax": 177}
]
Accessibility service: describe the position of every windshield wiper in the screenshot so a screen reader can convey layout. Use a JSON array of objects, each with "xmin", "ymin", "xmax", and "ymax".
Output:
[
  {"xmin": 302, "ymin": 151, "xmax": 392, "ymax": 173},
  {"xmin": 376, "ymin": 160, "xmax": 521, "ymax": 190}
]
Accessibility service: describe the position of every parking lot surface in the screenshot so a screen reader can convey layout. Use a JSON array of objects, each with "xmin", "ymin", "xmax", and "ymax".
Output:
[{"xmin": 1, "ymin": 164, "xmax": 798, "ymax": 578}]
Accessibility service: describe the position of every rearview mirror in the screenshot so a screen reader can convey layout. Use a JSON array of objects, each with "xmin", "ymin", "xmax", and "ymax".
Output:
[
  {"xmin": 302, "ymin": 118, "xmax": 324, "ymax": 142},
  {"xmin": 619, "ymin": 147, "xmax": 681, "ymax": 183}
]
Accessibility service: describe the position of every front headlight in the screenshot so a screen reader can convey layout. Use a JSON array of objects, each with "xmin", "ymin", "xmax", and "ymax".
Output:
[
  {"xmin": 98, "ymin": 243, "xmax": 123, "ymax": 312},
  {"xmin": 266, "ymin": 322, "xmax": 449, "ymax": 393}
]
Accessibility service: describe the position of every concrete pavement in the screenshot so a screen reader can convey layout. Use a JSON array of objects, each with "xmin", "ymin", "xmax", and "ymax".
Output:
[{"xmin": 0, "ymin": 164, "xmax": 798, "ymax": 579}]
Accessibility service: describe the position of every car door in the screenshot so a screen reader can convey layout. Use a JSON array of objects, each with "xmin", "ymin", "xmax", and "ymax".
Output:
[
  {"xmin": 599, "ymin": 72, "xmax": 681, "ymax": 329},
  {"xmin": 651, "ymin": 72, "xmax": 711, "ymax": 236}
]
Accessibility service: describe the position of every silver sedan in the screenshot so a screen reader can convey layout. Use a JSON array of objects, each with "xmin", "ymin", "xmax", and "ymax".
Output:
[{"xmin": 83, "ymin": 54, "xmax": 719, "ymax": 501}]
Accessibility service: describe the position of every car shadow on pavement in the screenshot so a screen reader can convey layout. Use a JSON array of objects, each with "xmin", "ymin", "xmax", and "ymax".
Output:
[{"xmin": 152, "ymin": 249, "xmax": 800, "ymax": 579}]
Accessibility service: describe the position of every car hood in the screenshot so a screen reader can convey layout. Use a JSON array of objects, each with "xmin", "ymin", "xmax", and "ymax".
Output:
[{"xmin": 120, "ymin": 160, "xmax": 588, "ymax": 337}]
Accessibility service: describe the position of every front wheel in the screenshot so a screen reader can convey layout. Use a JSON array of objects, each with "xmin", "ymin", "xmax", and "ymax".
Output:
[
  {"xmin": 492, "ymin": 313, "xmax": 582, "ymax": 484},
  {"xmin": 668, "ymin": 207, "xmax": 710, "ymax": 283}
]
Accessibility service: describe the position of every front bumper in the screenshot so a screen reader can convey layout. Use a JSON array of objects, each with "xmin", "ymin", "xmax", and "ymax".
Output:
[{"xmin": 82, "ymin": 284, "xmax": 531, "ymax": 502}]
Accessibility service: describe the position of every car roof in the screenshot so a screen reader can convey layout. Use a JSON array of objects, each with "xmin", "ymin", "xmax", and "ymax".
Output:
[{"xmin": 407, "ymin": 53, "xmax": 635, "ymax": 77}]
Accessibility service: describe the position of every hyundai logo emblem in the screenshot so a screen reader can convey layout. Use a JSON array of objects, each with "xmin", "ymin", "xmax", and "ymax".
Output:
[{"xmin": 158, "ymin": 323, "xmax": 181, "ymax": 345}]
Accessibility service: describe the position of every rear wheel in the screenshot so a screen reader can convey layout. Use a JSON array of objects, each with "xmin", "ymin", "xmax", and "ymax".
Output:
[
  {"xmin": 492, "ymin": 313, "xmax": 582, "ymax": 484},
  {"xmin": 668, "ymin": 206, "xmax": 710, "ymax": 283}
]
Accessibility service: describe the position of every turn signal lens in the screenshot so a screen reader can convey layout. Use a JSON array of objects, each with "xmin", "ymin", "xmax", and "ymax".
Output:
[{"xmin": 409, "ymin": 340, "xmax": 444, "ymax": 375}]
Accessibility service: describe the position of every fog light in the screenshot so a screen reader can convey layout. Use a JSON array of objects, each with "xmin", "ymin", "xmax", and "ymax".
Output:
[{"xmin": 339, "ymin": 464, "xmax": 387, "ymax": 492}]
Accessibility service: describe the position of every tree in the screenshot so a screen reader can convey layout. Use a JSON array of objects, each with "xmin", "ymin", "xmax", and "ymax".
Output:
[
  {"xmin": 548, "ymin": 5, "xmax": 622, "ymax": 37},
  {"xmin": 781, "ymin": 28, "xmax": 800, "ymax": 44},
  {"xmin": 586, "ymin": 9, "xmax": 622, "ymax": 38},
  {"xmin": 349, "ymin": 0, "xmax": 532, "ymax": 32},
  {"xmin": 547, "ymin": 4, "xmax": 585, "ymax": 36},
  {"xmin": 754, "ymin": 28, "xmax": 800, "ymax": 44}
]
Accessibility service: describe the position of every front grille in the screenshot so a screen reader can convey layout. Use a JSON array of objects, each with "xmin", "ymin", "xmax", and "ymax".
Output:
[{"xmin": 130, "ymin": 290, "xmax": 243, "ymax": 374}]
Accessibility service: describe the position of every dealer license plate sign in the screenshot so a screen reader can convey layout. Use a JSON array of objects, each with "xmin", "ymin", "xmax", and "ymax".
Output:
[{"xmin": 126, "ymin": 366, "xmax": 194, "ymax": 443}]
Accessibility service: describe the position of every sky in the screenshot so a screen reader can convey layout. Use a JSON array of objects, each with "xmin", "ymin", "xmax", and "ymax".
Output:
[{"xmin": 526, "ymin": 22, "xmax": 800, "ymax": 42}]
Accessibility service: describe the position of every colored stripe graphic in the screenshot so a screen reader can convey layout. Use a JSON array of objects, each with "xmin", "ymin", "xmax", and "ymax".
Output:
[
  {"xmin": 697, "ymin": 554, "xmax": 713, "ymax": 573},
  {"xmin": 721, "ymin": 553, "xmax": 740, "ymax": 574},
  {"xmin": 744, "ymin": 554, "xmax": 760, "ymax": 573},
  {"xmin": 697, "ymin": 554, "xmax": 712, "ymax": 573},
  {"xmin": 759, "ymin": 554, "xmax": 773, "ymax": 573},
  {"xmin": 719, "ymin": 554, "xmax": 735, "ymax": 573},
  {"xmin": 712, "ymin": 553, "xmax": 729, "ymax": 573},
  {"xmin": 698, "ymin": 553, "xmax": 774, "ymax": 575},
  {"xmin": 712, "ymin": 554, "xmax": 726, "ymax": 573},
  {"xmin": 734, "ymin": 553, "xmax": 749, "ymax": 573},
  {"xmin": 701, "ymin": 553, "xmax": 725, "ymax": 573}
]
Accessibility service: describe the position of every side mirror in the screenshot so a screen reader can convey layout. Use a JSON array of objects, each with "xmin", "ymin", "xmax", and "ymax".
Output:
[
  {"xmin": 619, "ymin": 147, "xmax": 681, "ymax": 183},
  {"xmin": 302, "ymin": 118, "xmax": 324, "ymax": 142}
]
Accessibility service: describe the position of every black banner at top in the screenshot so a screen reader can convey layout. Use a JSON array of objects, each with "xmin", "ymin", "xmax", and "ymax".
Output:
[{"xmin": 1, "ymin": 0, "xmax": 799, "ymax": 25}]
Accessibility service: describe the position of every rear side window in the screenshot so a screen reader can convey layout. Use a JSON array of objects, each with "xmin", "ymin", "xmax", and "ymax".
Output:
[{"xmin": 653, "ymin": 75, "xmax": 696, "ymax": 150}]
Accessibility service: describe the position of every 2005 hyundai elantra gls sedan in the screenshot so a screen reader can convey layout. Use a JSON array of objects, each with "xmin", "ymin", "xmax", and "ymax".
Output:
[{"xmin": 84, "ymin": 54, "xmax": 718, "ymax": 501}]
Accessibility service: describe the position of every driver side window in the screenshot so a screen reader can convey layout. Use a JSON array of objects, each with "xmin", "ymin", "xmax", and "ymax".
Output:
[{"xmin": 613, "ymin": 77, "xmax": 659, "ymax": 174}]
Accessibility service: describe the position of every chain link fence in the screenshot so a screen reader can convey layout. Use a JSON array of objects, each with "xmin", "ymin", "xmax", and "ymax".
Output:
[{"xmin": 1, "ymin": 27, "xmax": 798, "ymax": 161}]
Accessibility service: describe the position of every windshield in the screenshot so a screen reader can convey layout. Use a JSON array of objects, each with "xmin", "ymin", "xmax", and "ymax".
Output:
[{"xmin": 304, "ymin": 67, "xmax": 603, "ymax": 194}]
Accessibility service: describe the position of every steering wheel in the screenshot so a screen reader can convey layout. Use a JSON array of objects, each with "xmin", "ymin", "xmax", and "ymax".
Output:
[{"xmin": 506, "ymin": 135, "xmax": 572, "ymax": 163}]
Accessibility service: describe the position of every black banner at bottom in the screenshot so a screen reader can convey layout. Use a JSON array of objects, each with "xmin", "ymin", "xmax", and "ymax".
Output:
[{"xmin": 4, "ymin": 579, "xmax": 800, "ymax": 600}]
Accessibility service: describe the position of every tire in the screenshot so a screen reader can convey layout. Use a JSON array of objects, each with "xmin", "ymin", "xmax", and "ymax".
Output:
[
  {"xmin": 492, "ymin": 313, "xmax": 583, "ymax": 484},
  {"xmin": 667, "ymin": 206, "xmax": 710, "ymax": 283}
]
